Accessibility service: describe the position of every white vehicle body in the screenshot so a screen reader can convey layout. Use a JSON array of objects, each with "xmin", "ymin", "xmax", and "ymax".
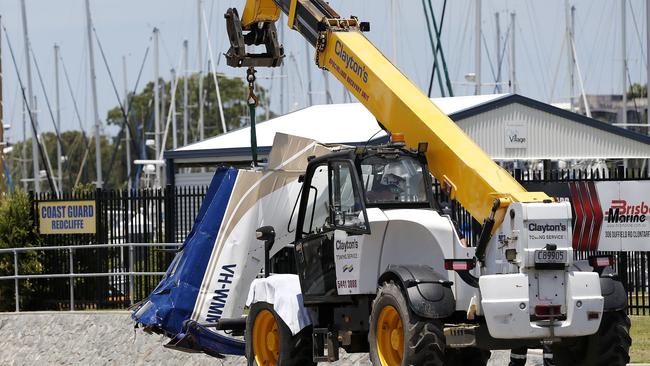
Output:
[{"xmin": 248, "ymin": 201, "xmax": 604, "ymax": 339}]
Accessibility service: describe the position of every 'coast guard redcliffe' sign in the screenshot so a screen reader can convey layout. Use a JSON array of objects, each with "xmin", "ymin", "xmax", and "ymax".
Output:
[{"xmin": 38, "ymin": 201, "xmax": 96, "ymax": 234}]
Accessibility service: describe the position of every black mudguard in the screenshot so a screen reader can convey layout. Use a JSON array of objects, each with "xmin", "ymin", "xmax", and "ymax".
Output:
[
  {"xmin": 574, "ymin": 261, "xmax": 627, "ymax": 313},
  {"xmin": 601, "ymin": 275, "xmax": 627, "ymax": 312},
  {"xmin": 378, "ymin": 264, "xmax": 455, "ymax": 319}
]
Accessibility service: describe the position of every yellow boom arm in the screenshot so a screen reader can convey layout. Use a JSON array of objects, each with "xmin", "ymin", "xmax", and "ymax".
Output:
[{"xmin": 233, "ymin": 0, "xmax": 551, "ymax": 226}]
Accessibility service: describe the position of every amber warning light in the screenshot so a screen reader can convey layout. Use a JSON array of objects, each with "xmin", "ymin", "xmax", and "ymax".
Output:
[{"xmin": 390, "ymin": 133, "xmax": 405, "ymax": 144}]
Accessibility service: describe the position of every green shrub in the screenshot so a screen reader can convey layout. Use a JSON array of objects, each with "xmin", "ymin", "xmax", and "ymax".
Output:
[{"xmin": 0, "ymin": 190, "xmax": 43, "ymax": 311}]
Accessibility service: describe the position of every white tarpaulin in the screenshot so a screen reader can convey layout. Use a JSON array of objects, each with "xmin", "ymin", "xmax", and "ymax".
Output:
[{"xmin": 191, "ymin": 134, "xmax": 338, "ymax": 324}]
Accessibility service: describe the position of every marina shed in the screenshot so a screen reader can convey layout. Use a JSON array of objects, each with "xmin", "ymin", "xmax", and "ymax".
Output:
[{"xmin": 165, "ymin": 94, "xmax": 650, "ymax": 187}]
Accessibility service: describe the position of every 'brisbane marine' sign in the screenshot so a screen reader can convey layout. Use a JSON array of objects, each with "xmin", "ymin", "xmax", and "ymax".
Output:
[{"xmin": 38, "ymin": 201, "xmax": 96, "ymax": 234}]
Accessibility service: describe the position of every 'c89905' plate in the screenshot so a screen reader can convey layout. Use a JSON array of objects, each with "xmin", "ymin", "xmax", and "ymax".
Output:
[{"xmin": 534, "ymin": 250, "xmax": 567, "ymax": 269}]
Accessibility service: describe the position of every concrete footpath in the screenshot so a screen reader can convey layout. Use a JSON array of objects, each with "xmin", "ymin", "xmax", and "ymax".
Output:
[{"xmin": 0, "ymin": 311, "xmax": 552, "ymax": 365}]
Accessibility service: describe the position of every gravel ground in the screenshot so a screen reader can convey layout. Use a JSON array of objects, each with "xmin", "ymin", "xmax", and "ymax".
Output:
[{"xmin": 0, "ymin": 311, "xmax": 542, "ymax": 365}]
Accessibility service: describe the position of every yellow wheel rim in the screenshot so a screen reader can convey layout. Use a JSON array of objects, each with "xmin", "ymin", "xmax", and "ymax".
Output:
[
  {"xmin": 252, "ymin": 309, "xmax": 280, "ymax": 366},
  {"xmin": 376, "ymin": 305, "xmax": 404, "ymax": 366}
]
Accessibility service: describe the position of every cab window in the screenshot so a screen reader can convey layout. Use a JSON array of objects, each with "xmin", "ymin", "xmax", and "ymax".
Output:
[
  {"xmin": 302, "ymin": 164, "xmax": 330, "ymax": 235},
  {"xmin": 361, "ymin": 155, "xmax": 428, "ymax": 205},
  {"xmin": 330, "ymin": 161, "xmax": 368, "ymax": 232}
]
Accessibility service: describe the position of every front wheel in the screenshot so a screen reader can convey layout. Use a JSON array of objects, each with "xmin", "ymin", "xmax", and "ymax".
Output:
[
  {"xmin": 552, "ymin": 310, "xmax": 631, "ymax": 366},
  {"xmin": 245, "ymin": 302, "xmax": 315, "ymax": 366},
  {"xmin": 369, "ymin": 281, "xmax": 446, "ymax": 366}
]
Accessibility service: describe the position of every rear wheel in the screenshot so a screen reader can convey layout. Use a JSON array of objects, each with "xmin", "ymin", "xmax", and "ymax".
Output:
[
  {"xmin": 369, "ymin": 281, "xmax": 445, "ymax": 366},
  {"xmin": 552, "ymin": 310, "xmax": 631, "ymax": 366},
  {"xmin": 245, "ymin": 302, "xmax": 314, "ymax": 366}
]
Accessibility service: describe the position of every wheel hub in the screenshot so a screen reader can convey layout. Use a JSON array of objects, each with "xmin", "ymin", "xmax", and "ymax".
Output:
[
  {"xmin": 390, "ymin": 328, "xmax": 402, "ymax": 351},
  {"xmin": 252, "ymin": 309, "xmax": 280, "ymax": 366},
  {"xmin": 266, "ymin": 331, "xmax": 277, "ymax": 351},
  {"xmin": 376, "ymin": 305, "xmax": 404, "ymax": 366}
]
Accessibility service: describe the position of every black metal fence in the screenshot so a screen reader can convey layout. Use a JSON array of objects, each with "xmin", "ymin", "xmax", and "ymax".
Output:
[
  {"xmin": 0, "ymin": 186, "xmax": 207, "ymax": 311},
  {"xmin": 4, "ymin": 167, "xmax": 650, "ymax": 314}
]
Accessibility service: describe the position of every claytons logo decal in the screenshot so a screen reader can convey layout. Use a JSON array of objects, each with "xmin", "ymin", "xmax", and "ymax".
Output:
[
  {"xmin": 334, "ymin": 40, "xmax": 369, "ymax": 83},
  {"xmin": 336, "ymin": 238, "xmax": 359, "ymax": 252},
  {"xmin": 334, "ymin": 231, "xmax": 361, "ymax": 294},
  {"xmin": 328, "ymin": 41, "xmax": 370, "ymax": 101},
  {"xmin": 527, "ymin": 221, "xmax": 568, "ymax": 244},
  {"xmin": 528, "ymin": 223, "xmax": 567, "ymax": 233}
]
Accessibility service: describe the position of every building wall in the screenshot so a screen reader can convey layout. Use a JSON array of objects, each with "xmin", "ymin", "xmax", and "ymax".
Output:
[{"xmin": 456, "ymin": 103, "xmax": 650, "ymax": 160}]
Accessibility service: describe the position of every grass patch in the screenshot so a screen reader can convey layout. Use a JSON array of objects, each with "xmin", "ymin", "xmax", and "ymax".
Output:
[{"xmin": 631, "ymin": 316, "xmax": 650, "ymax": 363}]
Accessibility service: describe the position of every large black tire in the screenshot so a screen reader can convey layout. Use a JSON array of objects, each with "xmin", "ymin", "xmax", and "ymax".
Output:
[
  {"xmin": 245, "ymin": 302, "xmax": 315, "ymax": 366},
  {"xmin": 445, "ymin": 347, "xmax": 491, "ymax": 365},
  {"xmin": 552, "ymin": 310, "xmax": 631, "ymax": 366},
  {"xmin": 369, "ymin": 281, "xmax": 445, "ymax": 366}
]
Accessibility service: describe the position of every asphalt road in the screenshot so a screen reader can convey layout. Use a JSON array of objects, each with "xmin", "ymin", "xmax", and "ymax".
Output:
[{"xmin": 0, "ymin": 311, "xmax": 547, "ymax": 366}]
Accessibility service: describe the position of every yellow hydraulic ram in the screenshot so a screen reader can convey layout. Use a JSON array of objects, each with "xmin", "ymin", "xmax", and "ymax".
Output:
[{"xmin": 228, "ymin": 0, "xmax": 552, "ymax": 228}]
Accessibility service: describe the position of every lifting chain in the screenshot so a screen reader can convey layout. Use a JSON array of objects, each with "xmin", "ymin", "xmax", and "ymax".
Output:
[
  {"xmin": 247, "ymin": 67, "xmax": 259, "ymax": 167},
  {"xmin": 246, "ymin": 66, "xmax": 259, "ymax": 107}
]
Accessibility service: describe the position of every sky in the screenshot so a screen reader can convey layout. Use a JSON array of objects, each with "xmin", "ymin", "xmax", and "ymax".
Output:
[{"xmin": 0, "ymin": 0, "xmax": 647, "ymax": 145}]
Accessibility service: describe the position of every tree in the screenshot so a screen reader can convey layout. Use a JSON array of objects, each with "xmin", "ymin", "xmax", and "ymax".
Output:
[
  {"xmin": 106, "ymin": 73, "xmax": 274, "ymax": 151},
  {"xmin": 627, "ymin": 83, "xmax": 647, "ymax": 99},
  {"xmin": 0, "ymin": 190, "xmax": 43, "ymax": 311}
]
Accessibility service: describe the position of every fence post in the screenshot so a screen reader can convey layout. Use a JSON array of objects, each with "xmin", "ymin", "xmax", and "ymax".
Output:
[
  {"xmin": 28, "ymin": 191, "xmax": 36, "ymax": 246},
  {"xmin": 69, "ymin": 249, "xmax": 75, "ymax": 311},
  {"xmin": 129, "ymin": 243, "xmax": 134, "ymax": 306},
  {"xmin": 95, "ymin": 188, "xmax": 103, "ymax": 244},
  {"xmin": 13, "ymin": 249, "xmax": 19, "ymax": 312},
  {"xmin": 164, "ymin": 184, "xmax": 176, "ymax": 244},
  {"xmin": 618, "ymin": 253, "xmax": 629, "ymax": 301}
]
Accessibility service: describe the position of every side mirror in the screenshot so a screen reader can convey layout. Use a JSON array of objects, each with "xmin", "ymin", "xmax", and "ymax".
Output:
[
  {"xmin": 256, "ymin": 226, "xmax": 276, "ymax": 242},
  {"xmin": 256, "ymin": 226, "xmax": 276, "ymax": 278}
]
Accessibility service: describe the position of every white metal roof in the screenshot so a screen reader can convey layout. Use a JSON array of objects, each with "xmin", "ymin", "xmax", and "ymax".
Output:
[{"xmin": 173, "ymin": 94, "xmax": 507, "ymax": 153}]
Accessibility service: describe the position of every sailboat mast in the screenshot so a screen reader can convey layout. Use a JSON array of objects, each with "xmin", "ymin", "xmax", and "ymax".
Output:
[
  {"xmin": 475, "ymin": 0, "xmax": 482, "ymax": 95},
  {"xmin": 153, "ymin": 27, "xmax": 161, "ymax": 188},
  {"xmin": 646, "ymin": 0, "xmax": 649, "ymax": 171},
  {"xmin": 183, "ymin": 40, "xmax": 189, "ymax": 147},
  {"xmin": 495, "ymin": 12, "xmax": 501, "ymax": 94},
  {"xmin": 54, "ymin": 44, "xmax": 62, "ymax": 191},
  {"xmin": 21, "ymin": 100, "xmax": 27, "ymax": 190},
  {"xmin": 197, "ymin": 0, "xmax": 204, "ymax": 141},
  {"xmin": 647, "ymin": 0, "xmax": 650, "ymax": 133},
  {"xmin": 122, "ymin": 55, "xmax": 132, "ymax": 191},
  {"xmin": 510, "ymin": 12, "xmax": 517, "ymax": 93},
  {"xmin": 565, "ymin": 1, "xmax": 575, "ymax": 112},
  {"xmin": 84, "ymin": 0, "xmax": 103, "ymax": 188},
  {"xmin": 20, "ymin": 0, "xmax": 40, "ymax": 192},
  {"xmin": 0, "ymin": 15, "xmax": 5, "ymax": 194},
  {"xmin": 171, "ymin": 68, "xmax": 178, "ymax": 149},
  {"xmin": 390, "ymin": 0, "xmax": 397, "ymax": 64},
  {"xmin": 622, "ymin": 0, "xmax": 628, "ymax": 127}
]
